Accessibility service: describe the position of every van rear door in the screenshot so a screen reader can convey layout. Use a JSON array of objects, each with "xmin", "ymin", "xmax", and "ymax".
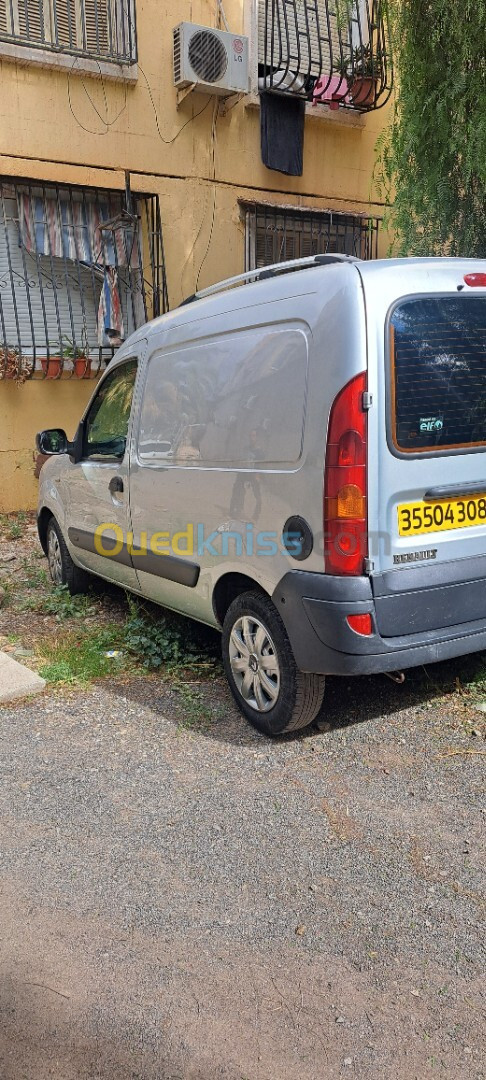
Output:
[{"xmin": 367, "ymin": 268, "xmax": 486, "ymax": 638}]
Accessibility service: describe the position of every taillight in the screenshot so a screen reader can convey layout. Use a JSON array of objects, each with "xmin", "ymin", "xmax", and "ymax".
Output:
[
  {"xmin": 464, "ymin": 273, "xmax": 486, "ymax": 287},
  {"xmin": 324, "ymin": 371, "xmax": 367, "ymax": 575}
]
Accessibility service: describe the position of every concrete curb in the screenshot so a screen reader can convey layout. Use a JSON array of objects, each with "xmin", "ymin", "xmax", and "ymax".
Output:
[{"xmin": 0, "ymin": 651, "xmax": 46, "ymax": 704}]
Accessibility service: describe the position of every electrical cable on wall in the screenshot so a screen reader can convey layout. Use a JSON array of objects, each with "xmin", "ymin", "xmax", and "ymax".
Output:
[
  {"xmin": 216, "ymin": 0, "xmax": 230, "ymax": 32},
  {"xmin": 195, "ymin": 98, "xmax": 220, "ymax": 289},
  {"xmin": 67, "ymin": 0, "xmax": 226, "ymax": 297},
  {"xmin": 68, "ymin": 55, "xmax": 129, "ymax": 135},
  {"xmin": 68, "ymin": 0, "xmax": 213, "ymax": 145}
]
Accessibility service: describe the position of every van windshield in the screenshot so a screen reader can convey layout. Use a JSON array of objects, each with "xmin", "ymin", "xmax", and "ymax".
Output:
[{"xmin": 390, "ymin": 296, "xmax": 486, "ymax": 453}]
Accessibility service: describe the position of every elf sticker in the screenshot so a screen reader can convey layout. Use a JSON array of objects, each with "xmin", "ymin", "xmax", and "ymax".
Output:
[{"xmin": 419, "ymin": 416, "xmax": 444, "ymax": 433}]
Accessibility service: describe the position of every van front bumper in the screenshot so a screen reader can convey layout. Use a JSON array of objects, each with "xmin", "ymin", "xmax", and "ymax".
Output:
[{"xmin": 272, "ymin": 567, "xmax": 486, "ymax": 676}]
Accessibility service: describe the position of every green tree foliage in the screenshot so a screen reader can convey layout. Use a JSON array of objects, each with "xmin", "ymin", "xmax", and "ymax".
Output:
[{"xmin": 378, "ymin": 1, "xmax": 486, "ymax": 255}]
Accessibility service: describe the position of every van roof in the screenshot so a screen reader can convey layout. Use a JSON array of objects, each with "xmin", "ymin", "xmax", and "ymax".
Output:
[{"xmin": 114, "ymin": 255, "xmax": 486, "ymax": 360}]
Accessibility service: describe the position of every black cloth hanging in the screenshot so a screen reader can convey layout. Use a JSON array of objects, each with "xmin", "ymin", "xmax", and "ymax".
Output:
[{"xmin": 260, "ymin": 91, "xmax": 305, "ymax": 176}]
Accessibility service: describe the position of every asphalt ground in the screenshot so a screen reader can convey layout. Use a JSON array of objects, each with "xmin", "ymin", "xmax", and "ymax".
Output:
[{"xmin": 0, "ymin": 658, "xmax": 484, "ymax": 1079}]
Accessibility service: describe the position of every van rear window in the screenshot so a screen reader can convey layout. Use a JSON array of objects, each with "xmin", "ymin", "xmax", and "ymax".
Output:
[{"xmin": 390, "ymin": 296, "xmax": 486, "ymax": 453}]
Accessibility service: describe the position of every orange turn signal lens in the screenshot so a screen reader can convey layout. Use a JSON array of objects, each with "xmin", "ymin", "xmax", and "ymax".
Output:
[
  {"xmin": 346, "ymin": 613, "xmax": 372, "ymax": 636},
  {"xmin": 336, "ymin": 484, "xmax": 366, "ymax": 519}
]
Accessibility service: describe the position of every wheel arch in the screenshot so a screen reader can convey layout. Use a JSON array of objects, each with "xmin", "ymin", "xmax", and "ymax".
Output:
[
  {"xmin": 212, "ymin": 572, "xmax": 268, "ymax": 627},
  {"xmin": 37, "ymin": 506, "xmax": 54, "ymax": 554}
]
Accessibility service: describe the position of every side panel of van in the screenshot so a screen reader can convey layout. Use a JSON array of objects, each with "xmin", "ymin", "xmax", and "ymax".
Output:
[{"xmin": 127, "ymin": 266, "xmax": 367, "ymax": 624}]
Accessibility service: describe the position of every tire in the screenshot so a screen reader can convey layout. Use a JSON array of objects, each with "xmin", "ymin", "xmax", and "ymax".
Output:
[
  {"xmin": 222, "ymin": 590, "xmax": 325, "ymax": 736},
  {"xmin": 46, "ymin": 515, "xmax": 91, "ymax": 595}
]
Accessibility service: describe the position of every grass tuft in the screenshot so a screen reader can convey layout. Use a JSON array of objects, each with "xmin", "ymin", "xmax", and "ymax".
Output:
[{"xmin": 38, "ymin": 625, "xmax": 125, "ymax": 685}]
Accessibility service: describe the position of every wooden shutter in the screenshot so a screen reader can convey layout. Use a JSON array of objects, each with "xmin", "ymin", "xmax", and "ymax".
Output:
[
  {"xmin": 255, "ymin": 214, "xmax": 297, "ymax": 268},
  {"xmin": 51, "ymin": 0, "xmax": 77, "ymax": 48},
  {"xmin": 16, "ymin": 0, "xmax": 45, "ymax": 42},
  {"xmin": 83, "ymin": 0, "xmax": 108, "ymax": 55}
]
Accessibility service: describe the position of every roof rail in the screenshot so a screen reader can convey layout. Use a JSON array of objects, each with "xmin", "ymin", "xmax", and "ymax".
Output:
[{"xmin": 179, "ymin": 253, "xmax": 360, "ymax": 307}]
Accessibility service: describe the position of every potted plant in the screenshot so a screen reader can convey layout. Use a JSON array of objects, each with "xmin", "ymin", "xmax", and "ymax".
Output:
[
  {"xmin": 346, "ymin": 44, "xmax": 381, "ymax": 108},
  {"xmin": 56, "ymin": 337, "xmax": 92, "ymax": 379},
  {"xmin": 0, "ymin": 345, "xmax": 34, "ymax": 384}
]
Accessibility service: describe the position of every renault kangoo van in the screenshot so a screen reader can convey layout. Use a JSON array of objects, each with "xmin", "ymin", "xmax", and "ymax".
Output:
[{"xmin": 37, "ymin": 255, "xmax": 486, "ymax": 735}]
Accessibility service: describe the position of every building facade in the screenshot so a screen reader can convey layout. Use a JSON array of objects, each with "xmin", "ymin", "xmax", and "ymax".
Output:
[{"xmin": 0, "ymin": 0, "xmax": 392, "ymax": 510}]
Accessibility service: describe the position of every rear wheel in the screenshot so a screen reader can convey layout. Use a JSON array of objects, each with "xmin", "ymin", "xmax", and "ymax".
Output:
[
  {"xmin": 222, "ymin": 590, "xmax": 325, "ymax": 736},
  {"xmin": 46, "ymin": 516, "xmax": 91, "ymax": 595}
]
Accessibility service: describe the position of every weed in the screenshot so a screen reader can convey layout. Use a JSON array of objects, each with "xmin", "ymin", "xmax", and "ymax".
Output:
[
  {"xmin": 22, "ymin": 562, "xmax": 48, "ymax": 589},
  {"xmin": 123, "ymin": 597, "xmax": 220, "ymax": 672},
  {"xmin": 38, "ymin": 624, "xmax": 125, "ymax": 685},
  {"xmin": 175, "ymin": 680, "xmax": 214, "ymax": 729},
  {"xmin": 8, "ymin": 524, "xmax": 23, "ymax": 540},
  {"xmin": 0, "ymin": 511, "xmax": 28, "ymax": 541},
  {"xmin": 32, "ymin": 584, "xmax": 96, "ymax": 620},
  {"xmin": 40, "ymin": 659, "xmax": 78, "ymax": 685},
  {"xmin": 0, "ymin": 579, "xmax": 13, "ymax": 608},
  {"xmin": 466, "ymin": 658, "xmax": 486, "ymax": 697}
]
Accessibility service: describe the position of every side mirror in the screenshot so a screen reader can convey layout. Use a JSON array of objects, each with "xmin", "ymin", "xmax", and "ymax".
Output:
[{"xmin": 36, "ymin": 428, "xmax": 69, "ymax": 455}]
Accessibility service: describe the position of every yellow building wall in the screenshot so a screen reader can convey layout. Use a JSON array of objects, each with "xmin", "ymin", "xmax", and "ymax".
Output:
[
  {"xmin": 0, "ymin": 378, "xmax": 98, "ymax": 511},
  {"xmin": 0, "ymin": 0, "xmax": 392, "ymax": 509}
]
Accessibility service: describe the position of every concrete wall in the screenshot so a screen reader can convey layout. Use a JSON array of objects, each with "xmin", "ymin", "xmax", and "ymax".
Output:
[{"xmin": 0, "ymin": 0, "xmax": 391, "ymax": 510}]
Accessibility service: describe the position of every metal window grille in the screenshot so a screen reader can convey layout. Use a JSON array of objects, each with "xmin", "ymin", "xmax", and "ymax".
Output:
[
  {"xmin": 245, "ymin": 204, "xmax": 380, "ymax": 270},
  {"xmin": 0, "ymin": 177, "xmax": 168, "ymax": 379},
  {"xmin": 0, "ymin": 0, "xmax": 137, "ymax": 64},
  {"xmin": 259, "ymin": 0, "xmax": 392, "ymax": 112}
]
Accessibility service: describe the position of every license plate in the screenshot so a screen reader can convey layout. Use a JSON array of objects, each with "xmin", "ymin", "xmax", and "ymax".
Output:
[{"xmin": 398, "ymin": 495, "xmax": 486, "ymax": 536}]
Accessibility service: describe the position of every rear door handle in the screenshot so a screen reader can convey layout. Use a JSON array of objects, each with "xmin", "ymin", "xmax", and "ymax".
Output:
[
  {"xmin": 424, "ymin": 482, "xmax": 486, "ymax": 501},
  {"xmin": 109, "ymin": 475, "xmax": 124, "ymax": 495}
]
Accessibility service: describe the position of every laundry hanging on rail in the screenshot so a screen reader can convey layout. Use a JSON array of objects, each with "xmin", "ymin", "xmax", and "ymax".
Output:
[
  {"xmin": 98, "ymin": 268, "xmax": 125, "ymax": 347},
  {"xmin": 260, "ymin": 91, "xmax": 305, "ymax": 176}
]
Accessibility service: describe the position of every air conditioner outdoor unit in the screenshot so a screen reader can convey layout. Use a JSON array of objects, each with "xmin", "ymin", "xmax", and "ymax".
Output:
[{"xmin": 173, "ymin": 23, "xmax": 249, "ymax": 96}]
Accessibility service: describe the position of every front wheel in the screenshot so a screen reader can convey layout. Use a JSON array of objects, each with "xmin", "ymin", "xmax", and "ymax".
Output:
[
  {"xmin": 222, "ymin": 590, "xmax": 325, "ymax": 736},
  {"xmin": 46, "ymin": 516, "xmax": 91, "ymax": 595}
]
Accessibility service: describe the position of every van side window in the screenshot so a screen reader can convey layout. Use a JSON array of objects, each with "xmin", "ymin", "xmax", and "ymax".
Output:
[
  {"xmin": 138, "ymin": 327, "xmax": 308, "ymax": 466},
  {"xmin": 84, "ymin": 359, "xmax": 137, "ymax": 459}
]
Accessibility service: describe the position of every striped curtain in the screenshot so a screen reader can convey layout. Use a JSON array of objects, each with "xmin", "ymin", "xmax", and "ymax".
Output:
[{"xmin": 16, "ymin": 190, "xmax": 139, "ymax": 269}]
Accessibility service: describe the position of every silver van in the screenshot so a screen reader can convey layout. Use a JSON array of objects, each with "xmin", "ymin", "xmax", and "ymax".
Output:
[{"xmin": 37, "ymin": 255, "xmax": 486, "ymax": 736}]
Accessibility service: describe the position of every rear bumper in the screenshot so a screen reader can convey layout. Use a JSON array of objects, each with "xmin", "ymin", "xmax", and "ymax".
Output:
[{"xmin": 272, "ymin": 564, "xmax": 486, "ymax": 675}]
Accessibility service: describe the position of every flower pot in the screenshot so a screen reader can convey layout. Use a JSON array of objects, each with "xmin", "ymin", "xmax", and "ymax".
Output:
[
  {"xmin": 74, "ymin": 357, "xmax": 92, "ymax": 379},
  {"xmin": 349, "ymin": 77, "xmax": 377, "ymax": 108},
  {"xmin": 40, "ymin": 356, "xmax": 62, "ymax": 379}
]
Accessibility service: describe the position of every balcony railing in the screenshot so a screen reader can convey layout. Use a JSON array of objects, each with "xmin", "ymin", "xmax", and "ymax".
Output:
[
  {"xmin": 258, "ymin": 0, "xmax": 393, "ymax": 111},
  {"xmin": 0, "ymin": 0, "xmax": 137, "ymax": 64}
]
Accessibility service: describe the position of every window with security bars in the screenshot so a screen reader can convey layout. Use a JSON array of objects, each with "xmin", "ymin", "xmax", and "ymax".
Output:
[
  {"xmin": 391, "ymin": 297, "xmax": 486, "ymax": 454},
  {"xmin": 0, "ymin": 178, "xmax": 168, "ymax": 380},
  {"xmin": 245, "ymin": 205, "xmax": 380, "ymax": 270},
  {"xmin": 0, "ymin": 0, "xmax": 136, "ymax": 63}
]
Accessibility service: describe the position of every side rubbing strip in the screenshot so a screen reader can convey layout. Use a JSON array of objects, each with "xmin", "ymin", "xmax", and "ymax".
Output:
[
  {"xmin": 131, "ymin": 550, "xmax": 200, "ymax": 587},
  {"xmin": 68, "ymin": 528, "xmax": 200, "ymax": 587},
  {"xmin": 68, "ymin": 527, "xmax": 133, "ymax": 567}
]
